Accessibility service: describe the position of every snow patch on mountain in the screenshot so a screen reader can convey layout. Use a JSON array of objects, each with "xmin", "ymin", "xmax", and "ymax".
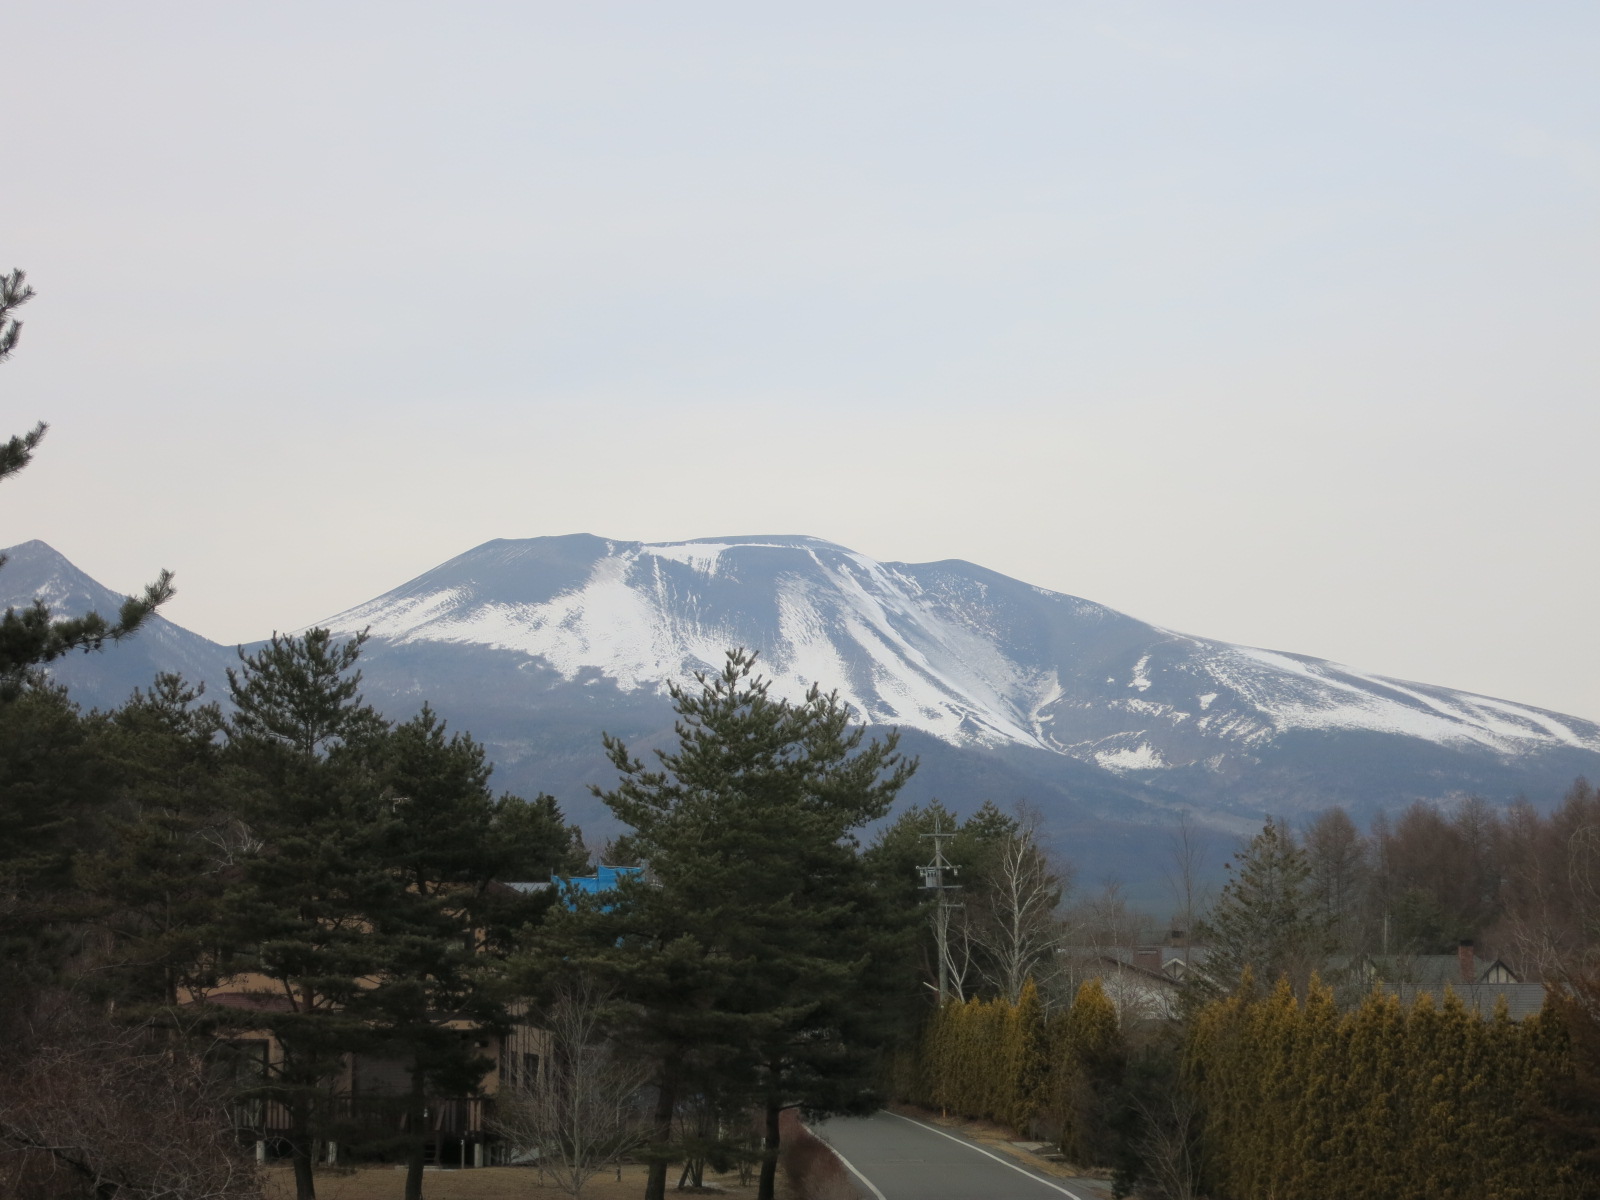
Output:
[
  {"xmin": 316, "ymin": 534, "xmax": 1600, "ymax": 766},
  {"xmin": 1194, "ymin": 644, "xmax": 1595, "ymax": 754},
  {"xmin": 1097, "ymin": 742, "xmax": 1168, "ymax": 772}
]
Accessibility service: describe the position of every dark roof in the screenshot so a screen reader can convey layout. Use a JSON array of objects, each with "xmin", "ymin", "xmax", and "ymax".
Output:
[
  {"xmin": 1326, "ymin": 953, "xmax": 1521, "ymax": 987},
  {"xmin": 1079, "ymin": 945, "xmax": 1212, "ymax": 967}
]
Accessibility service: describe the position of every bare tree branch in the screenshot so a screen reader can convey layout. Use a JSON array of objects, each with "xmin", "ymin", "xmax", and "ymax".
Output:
[{"xmin": 490, "ymin": 978, "xmax": 649, "ymax": 1199}]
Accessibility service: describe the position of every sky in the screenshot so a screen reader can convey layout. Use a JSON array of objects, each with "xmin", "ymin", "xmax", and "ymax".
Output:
[{"xmin": 3, "ymin": 2, "xmax": 1598, "ymax": 720}]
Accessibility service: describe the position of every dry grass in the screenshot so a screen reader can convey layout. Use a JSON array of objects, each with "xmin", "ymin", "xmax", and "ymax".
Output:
[
  {"xmin": 263, "ymin": 1162, "xmax": 767, "ymax": 1200},
  {"xmin": 778, "ymin": 1114, "xmax": 859, "ymax": 1200}
]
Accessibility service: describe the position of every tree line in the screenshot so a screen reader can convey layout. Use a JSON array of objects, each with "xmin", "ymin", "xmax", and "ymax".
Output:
[
  {"xmin": 0, "ymin": 272, "xmax": 585, "ymax": 1200},
  {"xmin": 2, "ymin": 612, "xmax": 962, "ymax": 1200},
  {"xmin": 1296, "ymin": 786, "xmax": 1600, "ymax": 977},
  {"xmin": 888, "ymin": 805, "xmax": 1600, "ymax": 1199},
  {"xmin": 1, "ymin": 634, "xmax": 580, "ymax": 1200}
]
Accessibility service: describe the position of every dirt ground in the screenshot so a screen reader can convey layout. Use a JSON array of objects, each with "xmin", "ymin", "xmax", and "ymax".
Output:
[{"xmin": 263, "ymin": 1162, "xmax": 783, "ymax": 1200}]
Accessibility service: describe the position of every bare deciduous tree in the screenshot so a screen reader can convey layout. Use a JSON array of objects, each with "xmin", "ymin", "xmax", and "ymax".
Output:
[
  {"xmin": 937, "ymin": 889, "xmax": 977, "ymax": 1003},
  {"xmin": 1064, "ymin": 879, "xmax": 1148, "ymax": 952},
  {"xmin": 490, "ymin": 978, "xmax": 649, "ymax": 1199},
  {"xmin": 966, "ymin": 808, "xmax": 1071, "ymax": 1002},
  {"xmin": 1127, "ymin": 1084, "xmax": 1201, "ymax": 1200},
  {"xmin": 1163, "ymin": 813, "xmax": 1213, "ymax": 963},
  {"xmin": 0, "ymin": 999, "xmax": 262, "ymax": 1200},
  {"xmin": 1304, "ymin": 807, "xmax": 1368, "ymax": 952}
]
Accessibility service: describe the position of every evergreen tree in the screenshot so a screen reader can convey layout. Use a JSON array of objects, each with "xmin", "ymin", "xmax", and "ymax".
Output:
[
  {"xmin": 1053, "ymin": 978, "xmax": 1125, "ymax": 1167},
  {"xmin": 0, "ymin": 269, "xmax": 173, "ymax": 692},
  {"xmin": 78, "ymin": 674, "xmax": 236, "ymax": 1014},
  {"xmin": 1343, "ymin": 987, "xmax": 1406, "ymax": 1200},
  {"xmin": 1250, "ymin": 977, "xmax": 1301, "ymax": 1199},
  {"xmin": 1197, "ymin": 817, "xmax": 1330, "ymax": 1001},
  {"xmin": 0, "ymin": 683, "xmax": 111, "ymax": 1027},
  {"xmin": 210, "ymin": 629, "xmax": 396, "ymax": 1200},
  {"xmin": 1285, "ymin": 978, "xmax": 1341, "ymax": 1200},
  {"xmin": 1538, "ymin": 972, "xmax": 1600, "ymax": 1194},
  {"xmin": 1000, "ymin": 978, "xmax": 1048, "ymax": 1132},
  {"xmin": 358, "ymin": 705, "xmax": 579, "ymax": 1200},
  {"xmin": 527, "ymin": 649, "xmax": 913, "ymax": 1200}
]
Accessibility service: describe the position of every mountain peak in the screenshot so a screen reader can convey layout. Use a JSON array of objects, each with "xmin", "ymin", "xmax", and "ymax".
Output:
[
  {"xmin": 8, "ymin": 536, "xmax": 1599, "ymax": 831},
  {"xmin": 0, "ymin": 539, "xmax": 231, "ymax": 711},
  {"xmin": 313, "ymin": 533, "xmax": 1600, "ymax": 776},
  {"xmin": 0, "ymin": 540, "xmax": 126, "ymax": 615}
]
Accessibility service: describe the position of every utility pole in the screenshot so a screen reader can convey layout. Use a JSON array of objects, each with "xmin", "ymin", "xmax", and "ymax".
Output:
[{"xmin": 920, "ymin": 816, "xmax": 962, "ymax": 1003}]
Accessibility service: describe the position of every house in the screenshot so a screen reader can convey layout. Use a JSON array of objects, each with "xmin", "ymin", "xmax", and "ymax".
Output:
[
  {"xmin": 1058, "ymin": 946, "xmax": 1190, "ymax": 1022},
  {"xmin": 1061, "ymin": 935, "xmax": 1548, "ymax": 1023},
  {"xmin": 1334, "ymin": 940, "xmax": 1524, "ymax": 990},
  {"xmin": 203, "ymin": 865, "xmax": 638, "ymax": 1168},
  {"xmin": 1387, "ymin": 981, "xmax": 1549, "ymax": 1021}
]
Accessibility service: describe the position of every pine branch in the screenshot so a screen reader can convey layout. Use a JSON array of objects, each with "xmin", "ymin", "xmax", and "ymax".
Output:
[
  {"xmin": 0, "ymin": 570, "xmax": 176, "ymax": 682},
  {"xmin": 0, "ymin": 267, "xmax": 35, "ymax": 363},
  {"xmin": 0, "ymin": 421, "xmax": 47, "ymax": 484}
]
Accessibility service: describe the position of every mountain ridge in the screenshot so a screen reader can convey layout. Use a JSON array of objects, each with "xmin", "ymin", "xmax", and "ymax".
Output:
[
  {"xmin": 5, "ymin": 534, "xmax": 1597, "ymax": 886},
  {"xmin": 317, "ymin": 533, "xmax": 1599, "ymax": 762}
]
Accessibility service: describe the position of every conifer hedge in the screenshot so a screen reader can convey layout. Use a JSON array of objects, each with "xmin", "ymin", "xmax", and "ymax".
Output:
[
  {"xmin": 906, "ymin": 979, "xmax": 1125, "ymax": 1158},
  {"xmin": 1187, "ymin": 977, "xmax": 1575, "ymax": 1200},
  {"xmin": 903, "ymin": 977, "xmax": 1580, "ymax": 1196}
]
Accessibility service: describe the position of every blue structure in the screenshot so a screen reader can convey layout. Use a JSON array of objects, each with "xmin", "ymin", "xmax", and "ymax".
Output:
[
  {"xmin": 502, "ymin": 864, "xmax": 644, "ymax": 911},
  {"xmin": 560, "ymin": 863, "xmax": 644, "ymax": 900}
]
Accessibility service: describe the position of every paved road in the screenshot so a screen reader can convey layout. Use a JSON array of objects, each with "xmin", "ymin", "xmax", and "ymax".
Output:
[{"xmin": 813, "ymin": 1111, "xmax": 1090, "ymax": 1200}]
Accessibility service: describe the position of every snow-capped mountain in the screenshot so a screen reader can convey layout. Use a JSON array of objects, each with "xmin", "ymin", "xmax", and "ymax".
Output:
[
  {"xmin": 8, "ymin": 534, "xmax": 1600, "ymax": 881},
  {"xmin": 319, "ymin": 533, "xmax": 1600, "ymax": 789},
  {"xmin": 0, "ymin": 540, "xmax": 232, "ymax": 709}
]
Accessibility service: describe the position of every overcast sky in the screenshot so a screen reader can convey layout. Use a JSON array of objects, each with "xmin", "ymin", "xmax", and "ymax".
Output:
[{"xmin": 3, "ymin": 2, "xmax": 1598, "ymax": 720}]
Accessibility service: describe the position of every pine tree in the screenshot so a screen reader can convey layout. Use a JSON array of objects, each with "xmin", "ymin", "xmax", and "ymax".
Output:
[
  {"xmin": 360, "ymin": 705, "xmax": 579, "ymax": 1200},
  {"xmin": 0, "ymin": 269, "xmax": 173, "ymax": 692},
  {"xmin": 0, "ymin": 682, "xmax": 112, "ymax": 1026},
  {"xmin": 211, "ymin": 629, "xmax": 396, "ymax": 1200},
  {"xmin": 525, "ymin": 649, "xmax": 913, "ymax": 1200},
  {"xmin": 78, "ymin": 673, "xmax": 236, "ymax": 1013}
]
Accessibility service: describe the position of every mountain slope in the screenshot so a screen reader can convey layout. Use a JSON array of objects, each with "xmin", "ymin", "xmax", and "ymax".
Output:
[
  {"xmin": 6, "ymin": 534, "xmax": 1597, "ymax": 867},
  {"xmin": 0, "ymin": 540, "xmax": 234, "ymax": 710},
  {"xmin": 317, "ymin": 533, "xmax": 1600, "ymax": 824}
]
